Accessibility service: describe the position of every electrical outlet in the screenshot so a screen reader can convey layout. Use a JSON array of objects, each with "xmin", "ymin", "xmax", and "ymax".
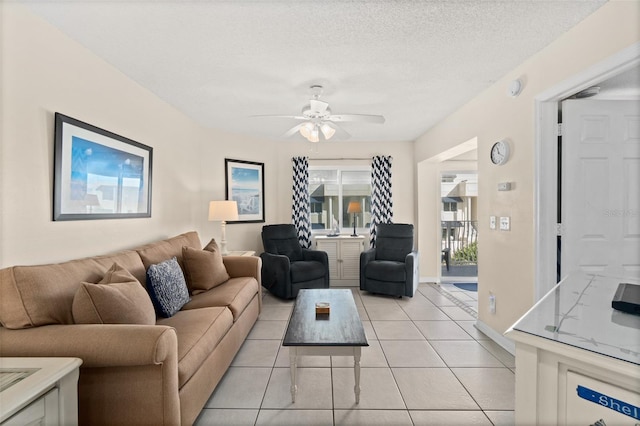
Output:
[
  {"xmin": 489, "ymin": 216, "xmax": 496, "ymax": 230},
  {"xmin": 489, "ymin": 293, "xmax": 496, "ymax": 314},
  {"xmin": 500, "ymin": 216, "xmax": 510, "ymax": 231}
]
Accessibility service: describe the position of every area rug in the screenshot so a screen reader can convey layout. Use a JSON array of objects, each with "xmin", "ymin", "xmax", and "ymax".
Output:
[{"xmin": 452, "ymin": 282, "xmax": 478, "ymax": 292}]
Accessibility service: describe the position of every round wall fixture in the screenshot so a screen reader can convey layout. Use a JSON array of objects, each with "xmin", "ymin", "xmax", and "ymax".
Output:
[
  {"xmin": 490, "ymin": 140, "xmax": 510, "ymax": 165},
  {"xmin": 507, "ymin": 79, "xmax": 523, "ymax": 97}
]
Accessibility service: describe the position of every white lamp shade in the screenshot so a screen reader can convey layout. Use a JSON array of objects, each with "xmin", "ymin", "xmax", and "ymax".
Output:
[
  {"xmin": 208, "ymin": 200, "xmax": 239, "ymax": 221},
  {"xmin": 300, "ymin": 122, "xmax": 314, "ymax": 139},
  {"xmin": 309, "ymin": 127, "xmax": 320, "ymax": 142},
  {"xmin": 320, "ymin": 123, "xmax": 336, "ymax": 140}
]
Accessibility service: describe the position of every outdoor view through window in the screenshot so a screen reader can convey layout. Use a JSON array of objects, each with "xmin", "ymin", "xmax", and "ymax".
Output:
[{"xmin": 309, "ymin": 167, "xmax": 371, "ymax": 233}]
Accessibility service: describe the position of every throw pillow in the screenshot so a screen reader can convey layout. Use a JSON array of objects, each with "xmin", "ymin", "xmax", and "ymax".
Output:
[
  {"xmin": 72, "ymin": 263, "xmax": 156, "ymax": 325},
  {"xmin": 182, "ymin": 244, "xmax": 230, "ymax": 295},
  {"xmin": 146, "ymin": 257, "xmax": 190, "ymax": 317}
]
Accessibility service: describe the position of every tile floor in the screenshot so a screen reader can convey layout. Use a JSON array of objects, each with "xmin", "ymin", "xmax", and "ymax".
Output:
[
  {"xmin": 195, "ymin": 284, "xmax": 514, "ymax": 426},
  {"xmin": 438, "ymin": 281, "xmax": 479, "ymax": 313}
]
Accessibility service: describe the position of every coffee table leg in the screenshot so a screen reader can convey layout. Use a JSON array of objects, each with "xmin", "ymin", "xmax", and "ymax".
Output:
[
  {"xmin": 289, "ymin": 347, "xmax": 297, "ymax": 403},
  {"xmin": 354, "ymin": 348, "xmax": 362, "ymax": 404}
]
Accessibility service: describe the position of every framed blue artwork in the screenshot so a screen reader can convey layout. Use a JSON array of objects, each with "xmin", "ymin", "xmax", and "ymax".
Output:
[
  {"xmin": 53, "ymin": 113, "xmax": 153, "ymax": 220},
  {"xmin": 224, "ymin": 158, "xmax": 265, "ymax": 223}
]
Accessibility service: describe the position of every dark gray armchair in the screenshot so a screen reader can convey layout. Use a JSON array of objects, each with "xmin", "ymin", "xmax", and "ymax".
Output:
[
  {"xmin": 260, "ymin": 224, "xmax": 330, "ymax": 299},
  {"xmin": 360, "ymin": 223, "xmax": 419, "ymax": 297}
]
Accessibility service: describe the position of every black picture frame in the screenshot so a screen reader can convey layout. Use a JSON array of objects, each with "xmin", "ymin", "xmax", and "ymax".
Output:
[
  {"xmin": 53, "ymin": 113, "xmax": 153, "ymax": 221},
  {"xmin": 224, "ymin": 158, "xmax": 265, "ymax": 223}
]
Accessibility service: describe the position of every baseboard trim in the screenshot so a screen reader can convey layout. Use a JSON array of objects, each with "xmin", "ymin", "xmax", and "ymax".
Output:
[
  {"xmin": 420, "ymin": 276, "xmax": 440, "ymax": 283},
  {"xmin": 475, "ymin": 320, "xmax": 515, "ymax": 355}
]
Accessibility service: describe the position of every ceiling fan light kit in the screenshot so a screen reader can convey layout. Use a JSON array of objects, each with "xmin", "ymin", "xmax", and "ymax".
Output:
[
  {"xmin": 253, "ymin": 85, "xmax": 385, "ymax": 142},
  {"xmin": 320, "ymin": 123, "xmax": 336, "ymax": 139}
]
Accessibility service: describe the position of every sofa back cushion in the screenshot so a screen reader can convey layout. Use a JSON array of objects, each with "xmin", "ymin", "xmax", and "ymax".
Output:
[
  {"xmin": 136, "ymin": 232, "xmax": 202, "ymax": 283},
  {"xmin": 0, "ymin": 250, "xmax": 145, "ymax": 329}
]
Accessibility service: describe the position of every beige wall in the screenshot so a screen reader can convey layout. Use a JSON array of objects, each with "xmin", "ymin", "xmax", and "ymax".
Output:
[
  {"xmin": 1, "ymin": 4, "xmax": 207, "ymax": 266},
  {"xmin": 199, "ymin": 136, "xmax": 415, "ymax": 254},
  {"xmin": 0, "ymin": 3, "xmax": 415, "ymax": 267},
  {"xmin": 414, "ymin": 0, "xmax": 640, "ymax": 335}
]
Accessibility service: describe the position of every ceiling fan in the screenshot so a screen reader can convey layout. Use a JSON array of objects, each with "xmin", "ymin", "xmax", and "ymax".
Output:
[{"xmin": 253, "ymin": 85, "xmax": 385, "ymax": 142}]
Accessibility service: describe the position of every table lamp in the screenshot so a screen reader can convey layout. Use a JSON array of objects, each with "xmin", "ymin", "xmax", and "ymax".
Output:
[
  {"xmin": 208, "ymin": 200, "xmax": 239, "ymax": 255},
  {"xmin": 347, "ymin": 201, "xmax": 362, "ymax": 237}
]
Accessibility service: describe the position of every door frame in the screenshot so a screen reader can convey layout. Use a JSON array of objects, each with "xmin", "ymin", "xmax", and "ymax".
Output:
[
  {"xmin": 440, "ymin": 169, "xmax": 479, "ymax": 282},
  {"xmin": 534, "ymin": 42, "xmax": 640, "ymax": 301}
]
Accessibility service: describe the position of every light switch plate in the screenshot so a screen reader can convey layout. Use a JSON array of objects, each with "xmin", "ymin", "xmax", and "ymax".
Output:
[
  {"xmin": 490, "ymin": 216, "xmax": 496, "ymax": 230},
  {"xmin": 498, "ymin": 182, "xmax": 512, "ymax": 191},
  {"xmin": 500, "ymin": 216, "xmax": 510, "ymax": 231}
]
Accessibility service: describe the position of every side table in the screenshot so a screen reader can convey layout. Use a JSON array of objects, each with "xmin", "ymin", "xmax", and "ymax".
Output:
[
  {"xmin": 0, "ymin": 357, "xmax": 82, "ymax": 425},
  {"xmin": 224, "ymin": 250, "xmax": 256, "ymax": 257}
]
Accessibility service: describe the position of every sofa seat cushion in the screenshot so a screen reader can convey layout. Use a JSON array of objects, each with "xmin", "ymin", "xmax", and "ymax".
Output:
[
  {"xmin": 182, "ymin": 277, "xmax": 259, "ymax": 321},
  {"xmin": 364, "ymin": 260, "xmax": 406, "ymax": 282},
  {"xmin": 290, "ymin": 261, "xmax": 326, "ymax": 283},
  {"xmin": 157, "ymin": 307, "xmax": 233, "ymax": 387}
]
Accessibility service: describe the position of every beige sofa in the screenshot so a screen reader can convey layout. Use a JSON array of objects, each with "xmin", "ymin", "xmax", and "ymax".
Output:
[{"xmin": 0, "ymin": 231, "xmax": 262, "ymax": 426}]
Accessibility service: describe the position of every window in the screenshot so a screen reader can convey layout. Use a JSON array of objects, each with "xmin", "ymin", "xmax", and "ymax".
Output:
[
  {"xmin": 309, "ymin": 166, "xmax": 371, "ymax": 233},
  {"xmin": 443, "ymin": 201, "xmax": 457, "ymax": 212}
]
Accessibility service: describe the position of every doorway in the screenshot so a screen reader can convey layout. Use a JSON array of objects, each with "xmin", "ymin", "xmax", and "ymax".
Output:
[
  {"xmin": 534, "ymin": 42, "xmax": 640, "ymax": 300},
  {"xmin": 439, "ymin": 171, "xmax": 479, "ymax": 312}
]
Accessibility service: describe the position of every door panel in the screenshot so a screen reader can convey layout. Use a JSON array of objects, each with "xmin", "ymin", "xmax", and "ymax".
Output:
[{"xmin": 561, "ymin": 99, "xmax": 640, "ymax": 278}]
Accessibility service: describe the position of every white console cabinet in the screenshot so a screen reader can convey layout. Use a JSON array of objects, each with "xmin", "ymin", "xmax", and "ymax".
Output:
[
  {"xmin": 315, "ymin": 235, "xmax": 366, "ymax": 286},
  {"xmin": 505, "ymin": 273, "xmax": 640, "ymax": 425},
  {"xmin": 0, "ymin": 357, "xmax": 82, "ymax": 426}
]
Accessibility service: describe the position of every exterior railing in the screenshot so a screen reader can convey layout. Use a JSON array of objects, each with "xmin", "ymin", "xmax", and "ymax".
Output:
[{"xmin": 441, "ymin": 220, "xmax": 478, "ymax": 266}]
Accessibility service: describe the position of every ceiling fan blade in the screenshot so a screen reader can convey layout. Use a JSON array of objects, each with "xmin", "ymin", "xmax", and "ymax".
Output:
[
  {"xmin": 283, "ymin": 123, "xmax": 304, "ymax": 138},
  {"xmin": 249, "ymin": 114, "xmax": 306, "ymax": 120},
  {"xmin": 329, "ymin": 122, "xmax": 351, "ymax": 139},
  {"xmin": 309, "ymin": 99, "xmax": 329, "ymax": 113},
  {"xmin": 327, "ymin": 114, "xmax": 385, "ymax": 124}
]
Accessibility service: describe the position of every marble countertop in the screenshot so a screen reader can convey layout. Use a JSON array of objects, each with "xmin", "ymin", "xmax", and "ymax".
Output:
[{"xmin": 511, "ymin": 272, "xmax": 640, "ymax": 365}]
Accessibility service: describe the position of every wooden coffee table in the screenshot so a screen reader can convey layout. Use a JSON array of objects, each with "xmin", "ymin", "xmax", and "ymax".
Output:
[{"xmin": 283, "ymin": 289, "xmax": 368, "ymax": 403}]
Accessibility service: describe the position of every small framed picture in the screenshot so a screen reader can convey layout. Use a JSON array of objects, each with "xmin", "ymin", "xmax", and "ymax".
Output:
[
  {"xmin": 225, "ymin": 158, "xmax": 265, "ymax": 223},
  {"xmin": 53, "ymin": 113, "xmax": 153, "ymax": 221}
]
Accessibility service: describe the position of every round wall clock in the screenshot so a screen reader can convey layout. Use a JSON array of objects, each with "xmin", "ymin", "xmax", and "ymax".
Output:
[{"xmin": 490, "ymin": 140, "xmax": 510, "ymax": 165}]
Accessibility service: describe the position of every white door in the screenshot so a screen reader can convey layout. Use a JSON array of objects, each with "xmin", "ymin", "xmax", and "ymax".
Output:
[{"xmin": 561, "ymin": 99, "xmax": 640, "ymax": 278}]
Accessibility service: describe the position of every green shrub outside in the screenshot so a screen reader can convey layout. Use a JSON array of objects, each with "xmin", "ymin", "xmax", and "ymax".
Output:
[{"xmin": 453, "ymin": 241, "xmax": 478, "ymax": 262}]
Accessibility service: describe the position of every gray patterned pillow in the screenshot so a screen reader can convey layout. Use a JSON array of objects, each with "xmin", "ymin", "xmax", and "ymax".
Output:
[{"xmin": 146, "ymin": 257, "xmax": 190, "ymax": 317}]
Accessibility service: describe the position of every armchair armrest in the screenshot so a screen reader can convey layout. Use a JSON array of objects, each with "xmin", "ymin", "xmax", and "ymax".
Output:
[
  {"xmin": 259, "ymin": 252, "xmax": 290, "ymax": 292},
  {"xmin": 0, "ymin": 324, "xmax": 177, "ymax": 368},
  {"xmin": 302, "ymin": 248, "xmax": 328, "ymax": 266},
  {"xmin": 404, "ymin": 251, "xmax": 420, "ymax": 297},
  {"xmin": 360, "ymin": 248, "xmax": 376, "ymax": 289}
]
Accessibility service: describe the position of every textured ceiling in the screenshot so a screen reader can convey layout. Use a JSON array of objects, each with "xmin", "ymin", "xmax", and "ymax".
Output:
[{"xmin": 23, "ymin": 0, "xmax": 608, "ymax": 142}]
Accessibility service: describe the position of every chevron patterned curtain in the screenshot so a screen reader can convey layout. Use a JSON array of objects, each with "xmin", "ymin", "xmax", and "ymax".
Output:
[
  {"xmin": 291, "ymin": 156, "xmax": 312, "ymax": 248},
  {"xmin": 370, "ymin": 155, "xmax": 393, "ymax": 247}
]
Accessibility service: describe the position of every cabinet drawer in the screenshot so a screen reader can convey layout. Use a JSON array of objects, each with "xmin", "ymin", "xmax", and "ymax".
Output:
[
  {"xmin": 565, "ymin": 371, "xmax": 640, "ymax": 425},
  {"xmin": 2, "ymin": 388, "xmax": 58, "ymax": 426}
]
